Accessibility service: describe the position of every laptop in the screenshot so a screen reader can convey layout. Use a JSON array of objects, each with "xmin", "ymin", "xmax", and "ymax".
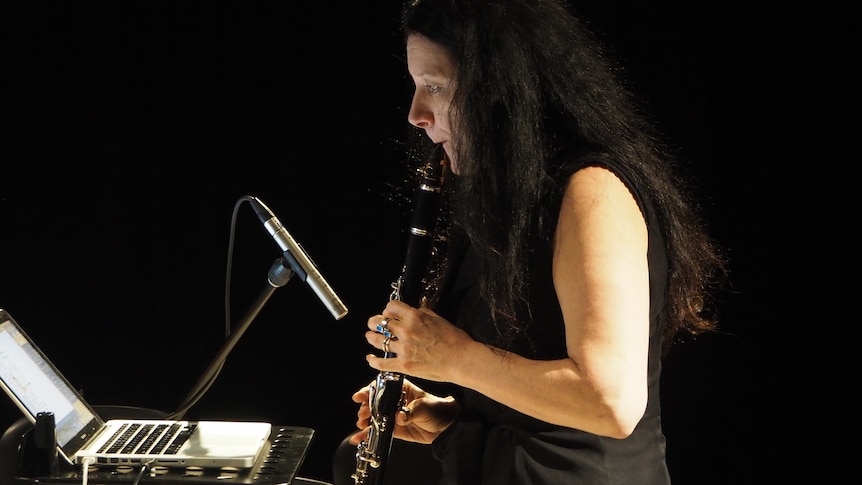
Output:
[{"xmin": 0, "ymin": 308, "xmax": 272, "ymax": 469}]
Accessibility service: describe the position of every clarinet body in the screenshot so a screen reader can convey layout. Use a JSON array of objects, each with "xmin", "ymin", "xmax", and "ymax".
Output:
[{"xmin": 352, "ymin": 145, "xmax": 446, "ymax": 485}]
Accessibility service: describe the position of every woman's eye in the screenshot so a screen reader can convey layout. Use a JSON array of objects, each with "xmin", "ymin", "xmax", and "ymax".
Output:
[{"xmin": 425, "ymin": 83, "xmax": 441, "ymax": 94}]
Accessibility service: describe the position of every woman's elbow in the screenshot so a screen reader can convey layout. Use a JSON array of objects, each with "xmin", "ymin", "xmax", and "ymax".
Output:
[{"xmin": 603, "ymin": 389, "xmax": 647, "ymax": 439}]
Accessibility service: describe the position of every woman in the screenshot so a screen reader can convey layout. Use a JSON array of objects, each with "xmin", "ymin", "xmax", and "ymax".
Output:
[{"xmin": 345, "ymin": 0, "xmax": 726, "ymax": 483}]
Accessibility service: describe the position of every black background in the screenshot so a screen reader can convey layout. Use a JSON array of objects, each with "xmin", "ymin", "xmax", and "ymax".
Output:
[{"xmin": 1, "ymin": 1, "xmax": 844, "ymax": 483}]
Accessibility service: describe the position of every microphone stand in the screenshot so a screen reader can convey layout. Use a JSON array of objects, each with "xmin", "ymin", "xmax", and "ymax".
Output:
[{"xmin": 168, "ymin": 254, "xmax": 296, "ymax": 420}]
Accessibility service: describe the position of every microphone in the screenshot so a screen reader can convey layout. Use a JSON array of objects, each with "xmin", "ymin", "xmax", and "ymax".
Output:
[{"xmin": 249, "ymin": 195, "xmax": 349, "ymax": 320}]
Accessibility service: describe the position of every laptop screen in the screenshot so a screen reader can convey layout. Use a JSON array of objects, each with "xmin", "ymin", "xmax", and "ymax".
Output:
[{"xmin": 0, "ymin": 315, "xmax": 104, "ymax": 457}]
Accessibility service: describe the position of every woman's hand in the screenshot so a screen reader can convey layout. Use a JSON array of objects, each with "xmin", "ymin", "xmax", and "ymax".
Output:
[
  {"xmin": 349, "ymin": 378, "xmax": 460, "ymax": 446},
  {"xmin": 364, "ymin": 299, "xmax": 476, "ymax": 383}
]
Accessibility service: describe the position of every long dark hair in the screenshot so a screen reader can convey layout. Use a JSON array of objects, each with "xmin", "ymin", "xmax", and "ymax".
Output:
[{"xmin": 402, "ymin": 0, "xmax": 727, "ymax": 355}]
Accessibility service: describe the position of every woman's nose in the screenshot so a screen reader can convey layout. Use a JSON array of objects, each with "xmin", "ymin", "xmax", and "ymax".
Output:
[{"xmin": 407, "ymin": 93, "xmax": 432, "ymax": 128}]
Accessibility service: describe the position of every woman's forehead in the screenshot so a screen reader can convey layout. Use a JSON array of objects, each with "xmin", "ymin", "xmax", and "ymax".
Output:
[{"xmin": 406, "ymin": 34, "xmax": 455, "ymax": 77}]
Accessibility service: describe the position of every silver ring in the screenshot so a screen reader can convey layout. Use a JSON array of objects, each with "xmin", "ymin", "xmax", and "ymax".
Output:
[
  {"xmin": 376, "ymin": 318, "xmax": 392, "ymax": 338},
  {"xmin": 382, "ymin": 336, "xmax": 392, "ymax": 353}
]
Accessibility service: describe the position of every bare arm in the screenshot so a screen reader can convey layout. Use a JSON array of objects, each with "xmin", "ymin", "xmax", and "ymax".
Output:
[{"xmin": 365, "ymin": 165, "xmax": 651, "ymax": 438}]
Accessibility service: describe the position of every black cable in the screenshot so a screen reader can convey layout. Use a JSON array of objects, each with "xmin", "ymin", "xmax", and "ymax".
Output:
[{"xmin": 132, "ymin": 459, "xmax": 154, "ymax": 485}]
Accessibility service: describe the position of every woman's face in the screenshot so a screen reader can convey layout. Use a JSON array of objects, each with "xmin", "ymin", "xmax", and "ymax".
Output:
[{"xmin": 406, "ymin": 34, "xmax": 459, "ymax": 173}]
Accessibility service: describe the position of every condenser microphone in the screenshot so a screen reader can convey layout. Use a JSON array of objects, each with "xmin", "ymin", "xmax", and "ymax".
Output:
[{"xmin": 249, "ymin": 196, "xmax": 348, "ymax": 320}]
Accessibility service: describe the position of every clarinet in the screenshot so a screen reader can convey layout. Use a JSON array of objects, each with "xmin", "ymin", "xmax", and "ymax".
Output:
[{"xmin": 352, "ymin": 144, "xmax": 446, "ymax": 485}]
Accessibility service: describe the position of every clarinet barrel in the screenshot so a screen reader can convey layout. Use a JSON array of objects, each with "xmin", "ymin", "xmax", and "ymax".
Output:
[{"xmin": 398, "ymin": 145, "xmax": 446, "ymax": 306}]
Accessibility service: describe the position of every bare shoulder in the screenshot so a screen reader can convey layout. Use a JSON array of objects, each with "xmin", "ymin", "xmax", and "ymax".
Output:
[{"xmin": 562, "ymin": 165, "xmax": 641, "ymax": 219}]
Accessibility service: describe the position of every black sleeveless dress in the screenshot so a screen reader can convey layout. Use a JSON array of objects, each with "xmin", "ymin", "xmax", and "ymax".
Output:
[{"xmin": 428, "ymin": 160, "xmax": 671, "ymax": 485}]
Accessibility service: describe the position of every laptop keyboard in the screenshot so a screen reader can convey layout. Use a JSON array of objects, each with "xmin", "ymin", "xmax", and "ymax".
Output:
[{"xmin": 98, "ymin": 422, "xmax": 196, "ymax": 455}]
